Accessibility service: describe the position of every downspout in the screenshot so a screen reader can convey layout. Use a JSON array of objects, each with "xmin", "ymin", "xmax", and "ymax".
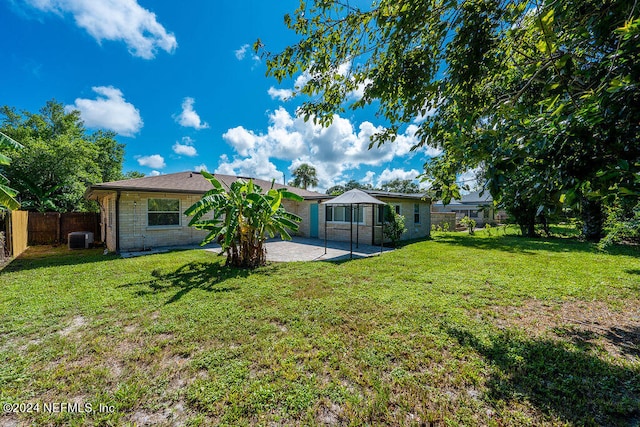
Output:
[{"xmin": 115, "ymin": 190, "xmax": 121, "ymax": 254}]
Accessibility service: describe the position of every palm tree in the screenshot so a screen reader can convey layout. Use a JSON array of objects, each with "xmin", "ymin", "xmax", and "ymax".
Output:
[
  {"xmin": 291, "ymin": 163, "xmax": 318, "ymax": 190},
  {"xmin": 0, "ymin": 132, "xmax": 22, "ymax": 210},
  {"xmin": 185, "ymin": 171, "xmax": 303, "ymax": 268}
]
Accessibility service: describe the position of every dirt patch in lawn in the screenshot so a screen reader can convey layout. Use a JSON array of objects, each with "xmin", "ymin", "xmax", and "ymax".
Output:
[{"xmin": 486, "ymin": 299, "xmax": 640, "ymax": 360}]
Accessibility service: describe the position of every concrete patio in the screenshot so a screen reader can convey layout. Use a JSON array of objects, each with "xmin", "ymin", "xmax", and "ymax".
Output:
[{"xmin": 120, "ymin": 236, "xmax": 394, "ymax": 261}]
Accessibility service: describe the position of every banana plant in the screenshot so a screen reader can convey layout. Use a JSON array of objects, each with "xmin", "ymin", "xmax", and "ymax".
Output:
[
  {"xmin": 185, "ymin": 171, "xmax": 302, "ymax": 268},
  {"xmin": 0, "ymin": 132, "xmax": 23, "ymax": 211}
]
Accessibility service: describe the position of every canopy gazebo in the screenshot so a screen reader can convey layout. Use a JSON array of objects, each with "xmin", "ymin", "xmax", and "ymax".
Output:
[{"xmin": 321, "ymin": 189, "xmax": 386, "ymax": 259}]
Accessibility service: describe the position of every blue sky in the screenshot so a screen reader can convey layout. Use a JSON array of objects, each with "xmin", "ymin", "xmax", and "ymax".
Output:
[{"xmin": 1, "ymin": 0, "xmax": 444, "ymax": 191}]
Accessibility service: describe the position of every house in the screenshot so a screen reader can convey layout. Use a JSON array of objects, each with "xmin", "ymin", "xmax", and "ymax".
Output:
[
  {"xmin": 85, "ymin": 172, "xmax": 431, "ymax": 253},
  {"xmin": 431, "ymin": 190, "xmax": 507, "ymax": 226}
]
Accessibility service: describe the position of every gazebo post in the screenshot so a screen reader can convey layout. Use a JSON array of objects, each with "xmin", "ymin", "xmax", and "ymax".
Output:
[
  {"xmin": 380, "ymin": 209, "xmax": 384, "ymax": 255},
  {"xmin": 371, "ymin": 203, "xmax": 375, "ymax": 246},
  {"xmin": 350, "ymin": 203, "xmax": 353, "ymax": 259},
  {"xmin": 356, "ymin": 205, "xmax": 360, "ymax": 249},
  {"xmin": 324, "ymin": 205, "xmax": 327, "ymax": 255}
]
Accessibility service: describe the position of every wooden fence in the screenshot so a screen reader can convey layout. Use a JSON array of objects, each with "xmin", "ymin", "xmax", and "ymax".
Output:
[
  {"xmin": 28, "ymin": 212, "xmax": 100, "ymax": 245},
  {"xmin": 1, "ymin": 210, "xmax": 29, "ymax": 259}
]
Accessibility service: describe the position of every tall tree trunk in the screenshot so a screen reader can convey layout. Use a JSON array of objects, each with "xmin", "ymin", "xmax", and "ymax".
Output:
[{"xmin": 581, "ymin": 197, "xmax": 604, "ymax": 242}]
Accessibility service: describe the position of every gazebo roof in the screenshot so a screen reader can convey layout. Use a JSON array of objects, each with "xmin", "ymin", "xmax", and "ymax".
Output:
[{"xmin": 322, "ymin": 189, "xmax": 386, "ymax": 205}]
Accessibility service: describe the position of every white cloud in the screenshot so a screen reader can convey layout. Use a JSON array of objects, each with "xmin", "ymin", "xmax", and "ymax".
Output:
[
  {"xmin": 361, "ymin": 171, "xmax": 376, "ymax": 187},
  {"xmin": 149, "ymin": 170, "xmax": 161, "ymax": 176},
  {"xmin": 66, "ymin": 85, "xmax": 142, "ymax": 136},
  {"xmin": 218, "ymin": 107, "xmax": 441, "ymax": 190},
  {"xmin": 268, "ymin": 87, "xmax": 293, "ymax": 101},
  {"xmin": 215, "ymin": 153, "xmax": 281, "ymax": 182},
  {"xmin": 194, "ymin": 164, "xmax": 208, "ymax": 173},
  {"xmin": 26, "ymin": 0, "xmax": 176, "ymax": 59},
  {"xmin": 457, "ymin": 167, "xmax": 482, "ymax": 193},
  {"xmin": 174, "ymin": 97, "xmax": 209, "ymax": 130},
  {"xmin": 172, "ymin": 137, "xmax": 197, "ymax": 157},
  {"xmin": 234, "ymin": 44, "xmax": 249, "ymax": 60},
  {"xmin": 136, "ymin": 154, "xmax": 165, "ymax": 169}
]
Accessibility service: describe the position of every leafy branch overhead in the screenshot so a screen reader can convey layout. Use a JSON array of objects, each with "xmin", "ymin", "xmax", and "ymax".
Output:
[
  {"xmin": 0, "ymin": 131, "xmax": 23, "ymax": 210},
  {"xmin": 259, "ymin": 0, "xmax": 640, "ymax": 241}
]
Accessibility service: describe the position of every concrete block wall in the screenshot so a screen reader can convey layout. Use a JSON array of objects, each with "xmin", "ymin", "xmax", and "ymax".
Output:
[
  {"xmin": 430, "ymin": 212, "xmax": 456, "ymax": 231},
  {"xmin": 118, "ymin": 192, "xmax": 211, "ymax": 251}
]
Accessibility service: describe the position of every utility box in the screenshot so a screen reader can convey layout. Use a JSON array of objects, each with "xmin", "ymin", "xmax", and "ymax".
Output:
[{"xmin": 68, "ymin": 231, "xmax": 94, "ymax": 249}]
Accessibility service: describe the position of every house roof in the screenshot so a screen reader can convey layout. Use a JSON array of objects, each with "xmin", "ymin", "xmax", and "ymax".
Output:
[
  {"xmin": 322, "ymin": 189, "xmax": 387, "ymax": 205},
  {"xmin": 433, "ymin": 190, "xmax": 492, "ymax": 206},
  {"xmin": 86, "ymin": 171, "xmax": 329, "ymax": 200}
]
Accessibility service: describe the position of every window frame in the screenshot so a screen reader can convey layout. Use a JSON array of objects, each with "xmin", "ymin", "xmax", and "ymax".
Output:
[
  {"xmin": 414, "ymin": 203, "xmax": 420, "ymax": 224},
  {"xmin": 147, "ymin": 198, "xmax": 181, "ymax": 227},
  {"xmin": 326, "ymin": 205, "xmax": 365, "ymax": 224}
]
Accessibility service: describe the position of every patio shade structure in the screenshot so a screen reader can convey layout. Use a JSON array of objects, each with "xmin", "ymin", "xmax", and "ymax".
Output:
[{"xmin": 321, "ymin": 189, "xmax": 386, "ymax": 259}]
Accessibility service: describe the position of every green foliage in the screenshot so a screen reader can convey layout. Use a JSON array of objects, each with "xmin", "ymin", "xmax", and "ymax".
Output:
[
  {"xmin": 460, "ymin": 216, "xmax": 476, "ymax": 235},
  {"xmin": 0, "ymin": 100, "xmax": 125, "ymax": 212},
  {"xmin": 122, "ymin": 171, "xmax": 146, "ymax": 179},
  {"xmin": 0, "ymin": 131, "xmax": 22, "ymax": 210},
  {"xmin": 290, "ymin": 163, "xmax": 319, "ymax": 190},
  {"xmin": 598, "ymin": 199, "xmax": 640, "ymax": 249},
  {"xmin": 484, "ymin": 223, "xmax": 492, "ymax": 236},
  {"xmin": 382, "ymin": 204, "xmax": 406, "ymax": 246},
  {"xmin": 185, "ymin": 171, "xmax": 303, "ymax": 268},
  {"xmin": 379, "ymin": 179, "xmax": 421, "ymax": 194},
  {"xmin": 325, "ymin": 180, "xmax": 372, "ymax": 196},
  {"xmin": 261, "ymin": 0, "xmax": 640, "ymax": 242}
]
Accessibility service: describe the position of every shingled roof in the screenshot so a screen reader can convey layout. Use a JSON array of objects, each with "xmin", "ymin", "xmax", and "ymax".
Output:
[{"xmin": 86, "ymin": 171, "xmax": 329, "ymax": 200}]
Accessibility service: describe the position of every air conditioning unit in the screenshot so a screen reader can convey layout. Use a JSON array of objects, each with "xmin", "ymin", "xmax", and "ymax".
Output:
[{"xmin": 68, "ymin": 231, "xmax": 94, "ymax": 249}]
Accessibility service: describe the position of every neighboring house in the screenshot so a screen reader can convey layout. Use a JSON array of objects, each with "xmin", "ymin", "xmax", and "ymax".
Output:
[
  {"xmin": 431, "ymin": 190, "xmax": 507, "ymax": 226},
  {"xmin": 85, "ymin": 172, "xmax": 431, "ymax": 253}
]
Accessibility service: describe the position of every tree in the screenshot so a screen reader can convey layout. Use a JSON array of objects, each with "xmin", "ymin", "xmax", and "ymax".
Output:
[
  {"xmin": 379, "ymin": 179, "xmax": 421, "ymax": 194},
  {"xmin": 0, "ymin": 132, "xmax": 22, "ymax": 210},
  {"xmin": 0, "ymin": 100, "xmax": 125, "ymax": 212},
  {"xmin": 185, "ymin": 172, "xmax": 303, "ymax": 268},
  {"xmin": 290, "ymin": 163, "xmax": 319, "ymax": 189},
  {"xmin": 260, "ymin": 0, "xmax": 640, "ymax": 242},
  {"xmin": 123, "ymin": 171, "xmax": 146, "ymax": 179}
]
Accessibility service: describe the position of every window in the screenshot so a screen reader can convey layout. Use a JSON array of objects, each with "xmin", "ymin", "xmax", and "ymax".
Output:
[
  {"xmin": 326, "ymin": 206, "xmax": 364, "ymax": 223},
  {"xmin": 470, "ymin": 210, "xmax": 479, "ymax": 218},
  {"xmin": 148, "ymin": 198, "xmax": 180, "ymax": 226},
  {"xmin": 395, "ymin": 205, "xmax": 401, "ymax": 215},
  {"xmin": 414, "ymin": 204, "xmax": 420, "ymax": 223},
  {"xmin": 376, "ymin": 205, "xmax": 386, "ymax": 225}
]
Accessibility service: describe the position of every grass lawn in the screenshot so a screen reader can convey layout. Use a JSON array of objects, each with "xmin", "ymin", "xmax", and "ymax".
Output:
[{"xmin": 1, "ymin": 230, "xmax": 639, "ymax": 426}]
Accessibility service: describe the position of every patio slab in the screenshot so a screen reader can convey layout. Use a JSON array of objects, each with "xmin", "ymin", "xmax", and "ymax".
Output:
[{"xmin": 121, "ymin": 237, "xmax": 393, "ymax": 261}]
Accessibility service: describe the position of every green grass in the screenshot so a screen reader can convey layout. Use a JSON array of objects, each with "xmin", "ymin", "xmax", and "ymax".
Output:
[{"xmin": 1, "ymin": 231, "xmax": 639, "ymax": 426}]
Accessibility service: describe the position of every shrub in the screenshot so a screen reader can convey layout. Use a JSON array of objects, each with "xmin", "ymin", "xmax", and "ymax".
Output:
[
  {"xmin": 460, "ymin": 216, "xmax": 476, "ymax": 235},
  {"xmin": 383, "ymin": 204, "xmax": 406, "ymax": 246}
]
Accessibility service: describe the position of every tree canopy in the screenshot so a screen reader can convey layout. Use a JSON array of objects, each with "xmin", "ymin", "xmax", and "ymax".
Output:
[
  {"xmin": 290, "ymin": 163, "xmax": 319, "ymax": 189},
  {"xmin": 260, "ymin": 0, "xmax": 640, "ymax": 240},
  {"xmin": 0, "ymin": 100, "xmax": 125, "ymax": 212}
]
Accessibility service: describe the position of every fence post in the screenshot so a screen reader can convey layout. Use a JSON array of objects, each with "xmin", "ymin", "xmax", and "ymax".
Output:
[{"xmin": 56, "ymin": 212, "xmax": 61, "ymax": 243}]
